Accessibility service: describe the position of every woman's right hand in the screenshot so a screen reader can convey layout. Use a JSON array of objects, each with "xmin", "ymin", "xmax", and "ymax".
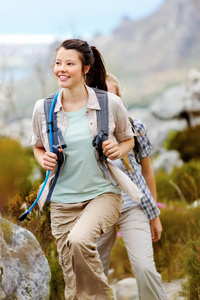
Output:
[{"xmin": 41, "ymin": 151, "xmax": 58, "ymax": 170}]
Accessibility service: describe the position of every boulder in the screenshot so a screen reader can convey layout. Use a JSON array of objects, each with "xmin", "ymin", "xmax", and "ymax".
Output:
[
  {"xmin": 113, "ymin": 277, "xmax": 139, "ymax": 300},
  {"xmin": 150, "ymin": 85, "xmax": 186, "ymax": 119},
  {"xmin": 0, "ymin": 216, "xmax": 51, "ymax": 299},
  {"xmin": 149, "ymin": 68, "xmax": 200, "ymax": 127},
  {"xmin": 152, "ymin": 150, "xmax": 183, "ymax": 174},
  {"xmin": 129, "ymin": 108, "xmax": 187, "ymax": 156}
]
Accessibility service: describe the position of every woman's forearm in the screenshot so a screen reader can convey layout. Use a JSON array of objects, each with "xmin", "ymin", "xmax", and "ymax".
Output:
[
  {"xmin": 141, "ymin": 156, "xmax": 157, "ymax": 202},
  {"xmin": 118, "ymin": 138, "xmax": 135, "ymax": 158},
  {"xmin": 34, "ymin": 146, "xmax": 58, "ymax": 171},
  {"xmin": 34, "ymin": 146, "xmax": 46, "ymax": 166}
]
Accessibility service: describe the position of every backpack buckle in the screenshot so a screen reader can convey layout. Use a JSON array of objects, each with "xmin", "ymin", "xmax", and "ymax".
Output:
[
  {"xmin": 92, "ymin": 130, "xmax": 108, "ymax": 160},
  {"xmin": 53, "ymin": 143, "xmax": 67, "ymax": 162}
]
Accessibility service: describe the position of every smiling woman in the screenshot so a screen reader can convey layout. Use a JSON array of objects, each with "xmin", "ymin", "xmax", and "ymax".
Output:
[{"xmin": 28, "ymin": 38, "xmax": 142, "ymax": 299}]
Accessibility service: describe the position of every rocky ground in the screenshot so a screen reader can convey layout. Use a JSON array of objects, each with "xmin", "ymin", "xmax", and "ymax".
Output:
[
  {"xmin": 111, "ymin": 277, "xmax": 186, "ymax": 300},
  {"xmin": 163, "ymin": 279, "xmax": 185, "ymax": 300}
]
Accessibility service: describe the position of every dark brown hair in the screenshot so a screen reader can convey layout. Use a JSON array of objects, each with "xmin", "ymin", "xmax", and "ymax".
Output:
[{"xmin": 56, "ymin": 39, "xmax": 107, "ymax": 91}]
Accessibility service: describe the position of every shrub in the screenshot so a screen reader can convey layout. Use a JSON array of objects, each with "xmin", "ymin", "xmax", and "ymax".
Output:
[
  {"xmin": 153, "ymin": 204, "xmax": 200, "ymax": 282},
  {"xmin": 181, "ymin": 239, "xmax": 200, "ymax": 300},
  {"xmin": 165, "ymin": 125, "xmax": 200, "ymax": 162},
  {"xmin": 0, "ymin": 136, "xmax": 33, "ymax": 208},
  {"xmin": 155, "ymin": 160, "xmax": 200, "ymax": 203}
]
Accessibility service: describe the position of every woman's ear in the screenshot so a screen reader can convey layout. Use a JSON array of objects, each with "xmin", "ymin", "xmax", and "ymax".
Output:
[{"xmin": 84, "ymin": 65, "xmax": 90, "ymax": 75}]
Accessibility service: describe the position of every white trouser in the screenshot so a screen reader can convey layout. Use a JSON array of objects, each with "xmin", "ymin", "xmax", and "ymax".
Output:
[{"xmin": 97, "ymin": 207, "xmax": 168, "ymax": 300}]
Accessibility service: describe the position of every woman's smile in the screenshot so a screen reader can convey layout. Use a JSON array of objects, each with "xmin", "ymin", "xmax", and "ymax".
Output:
[{"xmin": 59, "ymin": 75, "xmax": 70, "ymax": 81}]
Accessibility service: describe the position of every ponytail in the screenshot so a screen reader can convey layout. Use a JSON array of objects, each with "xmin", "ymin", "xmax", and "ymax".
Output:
[{"xmin": 85, "ymin": 46, "xmax": 107, "ymax": 91}]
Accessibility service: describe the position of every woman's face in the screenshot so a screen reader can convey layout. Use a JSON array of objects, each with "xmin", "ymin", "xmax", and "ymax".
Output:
[{"xmin": 54, "ymin": 47, "xmax": 89, "ymax": 89}]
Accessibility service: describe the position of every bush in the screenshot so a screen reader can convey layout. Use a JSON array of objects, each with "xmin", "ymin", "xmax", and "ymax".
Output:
[
  {"xmin": 181, "ymin": 239, "xmax": 200, "ymax": 300},
  {"xmin": 155, "ymin": 160, "xmax": 200, "ymax": 203},
  {"xmin": 153, "ymin": 203, "xmax": 200, "ymax": 282},
  {"xmin": 165, "ymin": 125, "xmax": 200, "ymax": 162},
  {"xmin": 0, "ymin": 136, "xmax": 33, "ymax": 208}
]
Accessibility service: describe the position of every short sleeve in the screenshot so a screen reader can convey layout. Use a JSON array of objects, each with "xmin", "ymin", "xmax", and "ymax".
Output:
[
  {"xmin": 29, "ymin": 99, "xmax": 45, "ymax": 148},
  {"xmin": 108, "ymin": 93, "xmax": 134, "ymax": 142}
]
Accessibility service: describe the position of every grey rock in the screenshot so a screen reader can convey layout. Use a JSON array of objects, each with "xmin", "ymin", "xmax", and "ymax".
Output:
[
  {"xmin": 149, "ymin": 68, "xmax": 200, "ymax": 126},
  {"xmin": 129, "ymin": 107, "xmax": 187, "ymax": 156},
  {"xmin": 128, "ymin": 68, "xmax": 200, "ymax": 174},
  {"xmin": 152, "ymin": 150, "xmax": 183, "ymax": 174},
  {"xmin": 0, "ymin": 216, "xmax": 51, "ymax": 300},
  {"xmin": 113, "ymin": 277, "xmax": 139, "ymax": 300},
  {"xmin": 150, "ymin": 85, "xmax": 186, "ymax": 119}
]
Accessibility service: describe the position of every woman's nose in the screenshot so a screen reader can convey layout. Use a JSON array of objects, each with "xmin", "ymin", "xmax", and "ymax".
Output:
[
  {"xmin": 60, "ymin": 67, "xmax": 67, "ymax": 72},
  {"xmin": 59, "ymin": 64, "xmax": 67, "ymax": 72}
]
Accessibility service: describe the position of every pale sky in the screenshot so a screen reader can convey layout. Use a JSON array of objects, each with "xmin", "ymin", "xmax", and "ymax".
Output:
[{"xmin": 0, "ymin": 0, "xmax": 164, "ymax": 39}]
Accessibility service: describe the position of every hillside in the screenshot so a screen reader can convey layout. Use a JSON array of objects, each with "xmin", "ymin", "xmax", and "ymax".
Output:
[
  {"xmin": 1, "ymin": 0, "xmax": 200, "ymax": 122},
  {"xmin": 92, "ymin": 0, "xmax": 200, "ymax": 106}
]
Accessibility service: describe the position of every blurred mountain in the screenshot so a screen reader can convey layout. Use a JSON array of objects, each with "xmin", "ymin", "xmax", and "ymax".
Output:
[
  {"xmin": 92, "ymin": 0, "xmax": 200, "ymax": 106},
  {"xmin": 1, "ymin": 0, "xmax": 200, "ymax": 124}
]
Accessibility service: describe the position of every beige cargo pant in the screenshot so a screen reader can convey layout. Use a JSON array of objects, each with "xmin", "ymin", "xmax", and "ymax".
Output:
[{"xmin": 50, "ymin": 193, "xmax": 123, "ymax": 300}]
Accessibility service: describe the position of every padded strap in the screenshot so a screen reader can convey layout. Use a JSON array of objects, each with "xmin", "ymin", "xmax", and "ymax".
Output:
[
  {"xmin": 92, "ymin": 88, "xmax": 117, "ymax": 186},
  {"xmin": 92, "ymin": 88, "xmax": 109, "ymax": 159},
  {"xmin": 43, "ymin": 93, "xmax": 67, "ymax": 202}
]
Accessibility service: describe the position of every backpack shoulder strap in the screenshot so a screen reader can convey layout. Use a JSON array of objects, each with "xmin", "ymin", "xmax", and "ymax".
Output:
[
  {"xmin": 44, "ymin": 93, "xmax": 57, "ymax": 147},
  {"xmin": 92, "ymin": 88, "xmax": 117, "ymax": 186},
  {"xmin": 92, "ymin": 88, "xmax": 109, "ymax": 159},
  {"xmin": 94, "ymin": 88, "xmax": 109, "ymax": 141},
  {"xmin": 44, "ymin": 93, "xmax": 67, "ymax": 153},
  {"xmin": 129, "ymin": 117, "xmax": 140, "ymax": 164},
  {"xmin": 43, "ymin": 93, "xmax": 67, "ymax": 202}
]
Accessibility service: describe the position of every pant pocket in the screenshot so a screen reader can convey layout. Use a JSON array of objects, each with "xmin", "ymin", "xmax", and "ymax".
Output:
[{"xmin": 99, "ymin": 194, "xmax": 122, "ymax": 233}]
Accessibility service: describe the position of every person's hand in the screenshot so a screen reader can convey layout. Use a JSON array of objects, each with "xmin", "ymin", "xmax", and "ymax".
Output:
[
  {"xmin": 41, "ymin": 151, "xmax": 58, "ymax": 170},
  {"xmin": 150, "ymin": 216, "xmax": 162, "ymax": 242},
  {"xmin": 102, "ymin": 140, "xmax": 121, "ymax": 160}
]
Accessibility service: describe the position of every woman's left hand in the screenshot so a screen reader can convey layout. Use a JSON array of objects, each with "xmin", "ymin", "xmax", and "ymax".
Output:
[
  {"xmin": 102, "ymin": 139, "xmax": 121, "ymax": 160},
  {"xmin": 150, "ymin": 216, "xmax": 163, "ymax": 242}
]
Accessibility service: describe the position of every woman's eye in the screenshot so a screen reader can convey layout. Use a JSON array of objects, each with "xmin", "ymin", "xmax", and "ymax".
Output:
[
  {"xmin": 68, "ymin": 62, "xmax": 73, "ymax": 65},
  {"xmin": 55, "ymin": 62, "xmax": 60, "ymax": 65}
]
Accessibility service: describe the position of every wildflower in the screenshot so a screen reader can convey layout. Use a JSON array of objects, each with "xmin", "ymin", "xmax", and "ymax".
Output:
[
  {"xmin": 117, "ymin": 231, "xmax": 122, "ymax": 238},
  {"xmin": 157, "ymin": 202, "xmax": 166, "ymax": 208}
]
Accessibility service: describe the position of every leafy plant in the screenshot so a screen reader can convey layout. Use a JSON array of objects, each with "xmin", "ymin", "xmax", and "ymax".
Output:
[
  {"xmin": 155, "ymin": 160, "xmax": 200, "ymax": 203},
  {"xmin": 165, "ymin": 125, "xmax": 200, "ymax": 162},
  {"xmin": 180, "ymin": 239, "xmax": 200, "ymax": 300},
  {"xmin": 0, "ymin": 136, "xmax": 33, "ymax": 209}
]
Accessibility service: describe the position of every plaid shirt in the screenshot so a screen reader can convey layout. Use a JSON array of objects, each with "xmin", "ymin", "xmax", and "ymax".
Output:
[{"xmin": 121, "ymin": 118, "xmax": 160, "ymax": 221}]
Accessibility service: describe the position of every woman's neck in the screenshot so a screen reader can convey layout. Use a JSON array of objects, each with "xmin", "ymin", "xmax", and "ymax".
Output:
[{"xmin": 61, "ymin": 85, "xmax": 88, "ymax": 112}]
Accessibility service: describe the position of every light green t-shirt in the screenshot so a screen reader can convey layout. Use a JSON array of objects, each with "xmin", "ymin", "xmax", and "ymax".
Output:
[{"xmin": 51, "ymin": 105, "xmax": 121, "ymax": 204}]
